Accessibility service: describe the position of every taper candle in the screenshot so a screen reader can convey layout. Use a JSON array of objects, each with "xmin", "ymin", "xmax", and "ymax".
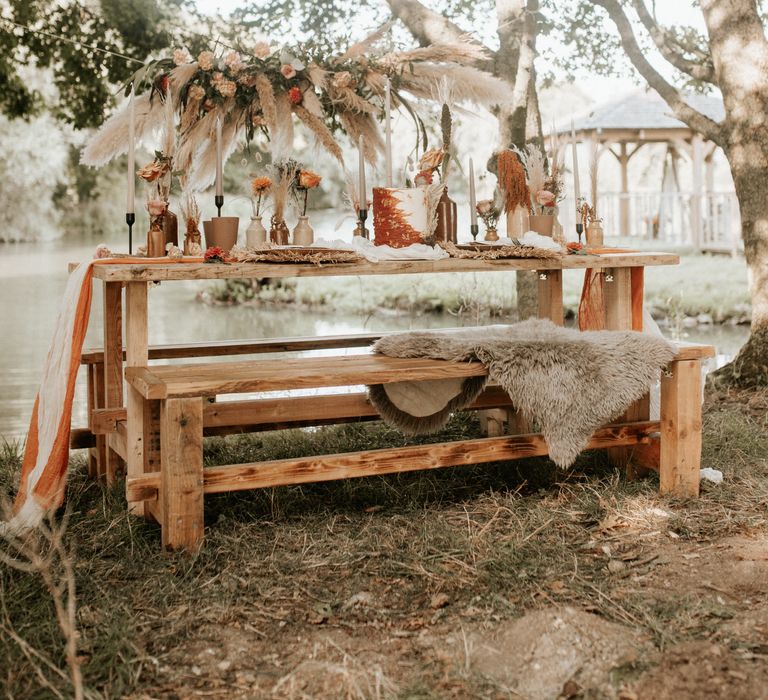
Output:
[
  {"xmin": 384, "ymin": 77, "xmax": 392, "ymax": 187},
  {"xmin": 126, "ymin": 87, "xmax": 135, "ymax": 214},
  {"xmin": 358, "ymin": 135, "xmax": 366, "ymax": 211},
  {"xmin": 570, "ymin": 119, "xmax": 580, "ymax": 203},
  {"xmin": 215, "ymin": 115, "xmax": 223, "ymax": 198},
  {"xmin": 469, "ymin": 158, "xmax": 477, "ymax": 226}
]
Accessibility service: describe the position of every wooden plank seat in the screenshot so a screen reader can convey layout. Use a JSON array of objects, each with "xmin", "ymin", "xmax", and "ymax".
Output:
[{"xmin": 123, "ymin": 343, "xmax": 714, "ymax": 552}]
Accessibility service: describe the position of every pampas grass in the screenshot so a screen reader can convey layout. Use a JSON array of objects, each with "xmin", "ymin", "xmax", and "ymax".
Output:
[
  {"xmin": 339, "ymin": 112, "xmax": 383, "ymax": 166},
  {"xmin": 382, "ymin": 36, "xmax": 488, "ymax": 67},
  {"xmin": 292, "ymin": 104, "xmax": 344, "ymax": 164},
  {"xmin": 254, "ymin": 73, "xmax": 278, "ymax": 133},
  {"xmin": 400, "ymin": 64, "xmax": 508, "ymax": 107},
  {"xmin": 271, "ymin": 92, "xmax": 295, "ymax": 162},
  {"xmin": 328, "ymin": 85, "xmax": 379, "ymax": 114},
  {"xmin": 515, "ymin": 144, "xmax": 546, "ymax": 212},
  {"xmin": 269, "ymin": 161, "xmax": 298, "ymax": 222},
  {"xmin": 590, "ymin": 140, "xmax": 599, "ymax": 219}
]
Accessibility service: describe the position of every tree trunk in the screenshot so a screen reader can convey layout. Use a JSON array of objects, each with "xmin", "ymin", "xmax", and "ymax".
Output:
[{"xmin": 700, "ymin": 0, "xmax": 768, "ymax": 388}]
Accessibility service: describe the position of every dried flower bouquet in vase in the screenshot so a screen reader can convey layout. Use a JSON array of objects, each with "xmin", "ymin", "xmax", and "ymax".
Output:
[{"xmin": 247, "ymin": 176, "xmax": 272, "ymax": 247}]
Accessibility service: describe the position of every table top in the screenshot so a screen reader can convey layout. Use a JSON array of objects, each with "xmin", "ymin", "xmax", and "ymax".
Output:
[{"xmin": 86, "ymin": 251, "xmax": 680, "ymax": 282}]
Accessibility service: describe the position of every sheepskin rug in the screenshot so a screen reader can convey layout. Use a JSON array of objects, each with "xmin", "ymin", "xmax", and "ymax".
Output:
[{"xmin": 368, "ymin": 319, "xmax": 676, "ymax": 467}]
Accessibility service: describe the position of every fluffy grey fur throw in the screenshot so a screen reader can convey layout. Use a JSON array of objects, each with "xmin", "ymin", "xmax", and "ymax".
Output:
[{"xmin": 368, "ymin": 319, "xmax": 676, "ymax": 468}]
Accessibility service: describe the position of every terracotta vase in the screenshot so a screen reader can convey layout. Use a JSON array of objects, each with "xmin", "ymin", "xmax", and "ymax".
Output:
[
  {"xmin": 203, "ymin": 217, "xmax": 239, "ymax": 251},
  {"xmin": 586, "ymin": 221, "xmax": 604, "ymax": 247},
  {"xmin": 269, "ymin": 215, "xmax": 290, "ymax": 245},
  {"xmin": 292, "ymin": 215, "xmax": 314, "ymax": 246},
  {"xmin": 245, "ymin": 215, "xmax": 267, "ymax": 247},
  {"xmin": 528, "ymin": 214, "xmax": 555, "ymax": 237},
  {"xmin": 146, "ymin": 221, "xmax": 166, "ymax": 257},
  {"xmin": 434, "ymin": 187, "xmax": 458, "ymax": 244},
  {"xmin": 163, "ymin": 209, "xmax": 179, "ymax": 248}
]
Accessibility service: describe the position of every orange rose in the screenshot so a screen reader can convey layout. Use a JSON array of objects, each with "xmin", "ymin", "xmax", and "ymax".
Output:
[
  {"xmin": 298, "ymin": 170, "xmax": 322, "ymax": 189},
  {"xmin": 137, "ymin": 161, "xmax": 167, "ymax": 182},
  {"xmin": 418, "ymin": 148, "xmax": 444, "ymax": 172},
  {"xmin": 288, "ymin": 86, "xmax": 303, "ymax": 105}
]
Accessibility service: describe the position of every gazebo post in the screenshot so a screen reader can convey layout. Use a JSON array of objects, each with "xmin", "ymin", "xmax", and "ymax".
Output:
[
  {"xmin": 691, "ymin": 133, "xmax": 704, "ymax": 250},
  {"xmin": 619, "ymin": 142, "xmax": 630, "ymax": 237}
]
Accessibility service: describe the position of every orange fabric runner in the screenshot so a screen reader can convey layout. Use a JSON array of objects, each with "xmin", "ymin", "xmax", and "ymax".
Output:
[{"xmin": 578, "ymin": 266, "xmax": 644, "ymax": 332}]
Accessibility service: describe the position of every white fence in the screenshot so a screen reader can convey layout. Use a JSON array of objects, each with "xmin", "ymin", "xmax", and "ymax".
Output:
[{"xmin": 561, "ymin": 191, "xmax": 742, "ymax": 254}]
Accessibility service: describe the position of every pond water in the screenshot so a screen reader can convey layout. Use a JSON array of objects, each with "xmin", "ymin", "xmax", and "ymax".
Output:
[{"xmin": 0, "ymin": 229, "xmax": 749, "ymax": 440}]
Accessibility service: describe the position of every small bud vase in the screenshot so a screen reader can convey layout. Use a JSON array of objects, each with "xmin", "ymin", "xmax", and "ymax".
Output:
[
  {"xmin": 586, "ymin": 221, "xmax": 604, "ymax": 247},
  {"xmin": 292, "ymin": 215, "xmax": 314, "ymax": 246},
  {"xmin": 269, "ymin": 215, "xmax": 290, "ymax": 245},
  {"xmin": 483, "ymin": 227, "xmax": 499, "ymax": 242},
  {"xmin": 246, "ymin": 215, "xmax": 268, "ymax": 247}
]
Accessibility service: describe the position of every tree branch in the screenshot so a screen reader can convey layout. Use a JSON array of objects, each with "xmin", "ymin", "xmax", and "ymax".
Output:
[
  {"xmin": 591, "ymin": 0, "xmax": 724, "ymax": 145},
  {"xmin": 630, "ymin": 0, "xmax": 715, "ymax": 83},
  {"xmin": 386, "ymin": 0, "xmax": 495, "ymax": 70}
]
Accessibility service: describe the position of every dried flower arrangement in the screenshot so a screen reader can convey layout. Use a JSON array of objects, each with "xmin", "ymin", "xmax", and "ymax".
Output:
[
  {"xmin": 513, "ymin": 142, "xmax": 565, "ymax": 216},
  {"xmin": 476, "ymin": 198, "xmax": 501, "ymax": 231},
  {"xmin": 180, "ymin": 192, "xmax": 202, "ymax": 255},
  {"xmin": 82, "ymin": 34, "xmax": 510, "ymax": 191}
]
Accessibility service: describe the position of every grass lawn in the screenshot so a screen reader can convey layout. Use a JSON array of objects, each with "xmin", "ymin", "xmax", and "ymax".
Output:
[{"xmin": 1, "ymin": 388, "xmax": 767, "ymax": 698}]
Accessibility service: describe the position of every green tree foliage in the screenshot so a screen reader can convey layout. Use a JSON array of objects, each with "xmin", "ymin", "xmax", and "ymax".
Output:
[{"xmin": 0, "ymin": 0, "xmax": 205, "ymax": 128}]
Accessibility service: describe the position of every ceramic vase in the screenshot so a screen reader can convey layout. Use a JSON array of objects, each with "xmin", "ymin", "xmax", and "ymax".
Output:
[
  {"xmin": 586, "ymin": 221, "xmax": 604, "ymax": 247},
  {"xmin": 434, "ymin": 187, "xmax": 458, "ymax": 244},
  {"xmin": 269, "ymin": 215, "xmax": 290, "ymax": 245},
  {"xmin": 505, "ymin": 205, "xmax": 529, "ymax": 239},
  {"xmin": 528, "ymin": 214, "xmax": 555, "ymax": 237},
  {"xmin": 246, "ymin": 215, "xmax": 268, "ymax": 247},
  {"xmin": 292, "ymin": 215, "xmax": 314, "ymax": 246},
  {"xmin": 163, "ymin": 209, "xmax": 179, "ymax": 248}
]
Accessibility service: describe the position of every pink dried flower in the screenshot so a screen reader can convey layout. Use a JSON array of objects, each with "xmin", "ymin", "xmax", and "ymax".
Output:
[
  {"xmin": 147, "ymin": 199, "xmax": 167, "ymax": 217},
  {"xmin": 216, "ymin": 79, "xmax": 237, "ymax": 98},
  {"xmin": 173, "ymin": 47, "xmax": 191, "ymax": 65},
  {"xmin": 224, "ymin": 51, "xmax": 244, "ymax": 73},
  {"xmin": 93, "ymin": 244, "xmax": 112, "ymax": 259},
  {"xmin": 253, "ymin": 42, "xmax": 271, "ymax": 59},
  {"xmin": 536, "ymin": 189, "xmax": 556, "ymax": 206},
  {"xmin": 280, "ymin": 64, "xmax": 297, "ymax": 79}
]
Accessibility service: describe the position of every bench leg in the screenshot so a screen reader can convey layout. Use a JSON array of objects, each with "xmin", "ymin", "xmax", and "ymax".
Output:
[
  {"xmin": 103, "ymin": 281, "xmax": 125, "ymax": 484},
  {"xmin": 160, "ymin": 398, "xmax": 204, "ymax": 552},
  {"xmin": 659, "ymin": 359, "xmax": 702, "ymax": 497}
]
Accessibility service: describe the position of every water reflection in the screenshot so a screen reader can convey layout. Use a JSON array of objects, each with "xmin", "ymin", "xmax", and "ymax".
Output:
[{"xmin": 0, "ymin": 232, "xmax": 749, "ymax": 439}]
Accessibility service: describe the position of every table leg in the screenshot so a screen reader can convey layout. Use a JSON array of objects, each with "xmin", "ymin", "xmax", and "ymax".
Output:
[
  {"xmin": 537, "ymin": 270, "xmax": 564, "ymax": 326},
  {"xmin": 604, "ymin": 267, "xmax": 652, "ymax": 474},
  {"xmin": 125, "ymin": 282, "xmax": 149, "ymax": 517},
  {"xmin": 102, "ymin": 281, "xmax": 124, "ymax": 483}
]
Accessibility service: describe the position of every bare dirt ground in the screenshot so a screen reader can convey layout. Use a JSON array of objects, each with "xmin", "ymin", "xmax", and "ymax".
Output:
[{"xmin": 2, "ymin": 388, "xmax": 767, "ymax": 699}]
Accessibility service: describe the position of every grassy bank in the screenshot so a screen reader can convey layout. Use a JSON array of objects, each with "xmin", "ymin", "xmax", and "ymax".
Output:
[
  {"xmin": 1, "ymin": 389, "xmax": 767, "ymax": 698},
  {"xmin": 205, "ymin": 251, "xmax": 752, "ymax": 326}
]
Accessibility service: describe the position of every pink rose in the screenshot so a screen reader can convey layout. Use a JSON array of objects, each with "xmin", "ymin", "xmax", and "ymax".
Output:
[
  {"xmin": 147, "ymin": 199, "xmax": 167, "ymax": 217},
  {"xmin": 224, "ymin": 51, "xmax": 244, "ymax": 73},
  {"xmin": 536, "ymin": 190, "xmax": 555, "ymax": 205},
  {"xmin": 280, "ymin": 64, "xmax": 297, "ymax": 79},
  {"xmin": 476, "ymin": 199, "xmax": 494, "ymax": 216},
  {"xmin": 216, "ymin": 79, "xmax": 237, "ymax": 98}
]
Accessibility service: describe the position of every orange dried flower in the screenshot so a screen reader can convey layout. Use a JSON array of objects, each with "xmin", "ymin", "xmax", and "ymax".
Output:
[
  {"xmin": 298, "ymin": 170, "xmax": 322, "ymax": 189},
  {"xmin": 137, "ymin": 160, "xmax": 167, "ymax": 182},
  {"xmin": 251, "ymin": 176, "xmax": 272, "ymax": 194},
  {"xmin": 288, "ymin": 86, "xmax": 303, "ymax": 105}
]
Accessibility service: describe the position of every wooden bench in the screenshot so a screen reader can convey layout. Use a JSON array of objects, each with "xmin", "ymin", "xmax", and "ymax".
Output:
[{"xmin": 122, "ymin": 343, "xmax": 714, "ymax": 552}]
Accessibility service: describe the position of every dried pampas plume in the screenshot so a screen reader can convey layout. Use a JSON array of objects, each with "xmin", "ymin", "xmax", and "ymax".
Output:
[{"xmin": 497, "ymin": 150, "xmax": 530, "ymax": 214}]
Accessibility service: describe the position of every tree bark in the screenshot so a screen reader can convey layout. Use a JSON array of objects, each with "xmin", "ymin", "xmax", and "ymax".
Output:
[{"xmin": 699, "ymin": 0, "xmax": 768, "ymax": 387}]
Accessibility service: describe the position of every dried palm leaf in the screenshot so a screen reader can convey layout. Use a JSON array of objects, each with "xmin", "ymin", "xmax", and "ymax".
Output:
[
  {"xmin": 338, "ymin": 21, "xmax": 394, "ymax": 61},
  {"xmin": 292, "ymin": 104, "xmax": 344, "ymax": 164},
  {"xmin": 399, "ymin": 64, "xmax": 508, "ymax": 107},
  {"xmin": 382, "ymin": 37, "xmax": 488, "ymax": 67},
  {"xmin": 425, "ymin": 182, "xmax": 445, "ymax": 237},
  {"xmin": 301, "ymin": 87, "xmax": 325, "ymax": 118},
  {"xmin": 307, "ymin": 63, "xmax": 328, "ymax": 88},
  {"xmin": 187, "ymin": 103, "xmax": 243, "ymax": 191}
]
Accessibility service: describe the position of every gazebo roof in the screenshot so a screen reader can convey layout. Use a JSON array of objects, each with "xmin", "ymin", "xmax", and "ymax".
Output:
[{"xmin": 557, "ymin": 89, "xmax": 724, "ymax": 135}]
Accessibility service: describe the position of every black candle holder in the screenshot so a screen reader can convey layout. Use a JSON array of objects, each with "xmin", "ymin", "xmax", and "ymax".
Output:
[
  {"xmin": 576, "ymin": 223, "xmax": 584, "ymax": 245},
  {"xmin": 470, "ymin": 223, "xmax": 479, "ymax": 241},
  {"xmin": 126, "ymin": 212, "xmax": 135, "ymax": 255},
  {"xmin": 354, "ymin": 209, "xmax": 369, "ymax": 239},
  {"xmin": 215, "ymin": 194, "xmax": 224, "ymax": 218}
]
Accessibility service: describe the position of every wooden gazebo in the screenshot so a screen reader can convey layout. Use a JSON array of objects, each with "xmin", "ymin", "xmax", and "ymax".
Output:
[{"xmin": 556, "ymin": 90, "xmax": 728, "ymax": 248}]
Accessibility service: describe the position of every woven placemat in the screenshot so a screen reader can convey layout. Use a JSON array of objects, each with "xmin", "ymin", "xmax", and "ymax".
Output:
[
  {"xmin": 440, "ymin": 241, "xmax": 563, "ymax": 260},
  {"xmin": 229, "ymin": 245, "xmax": 363, "ymax": 265}
]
